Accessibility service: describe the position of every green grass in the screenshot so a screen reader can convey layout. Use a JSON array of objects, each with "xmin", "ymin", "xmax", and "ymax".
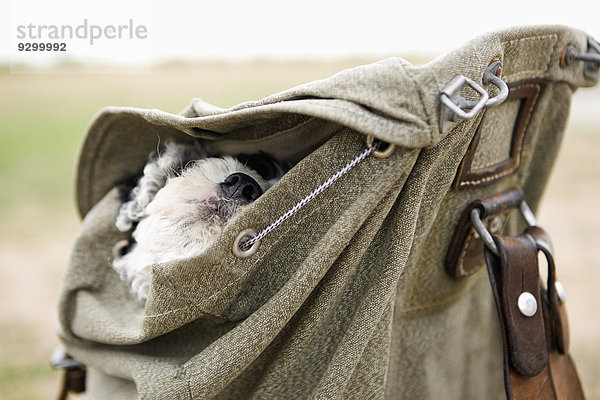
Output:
[
  {"xmin": 1, "ymin": 59, "xmax": 389, "ymax": 220},
  {"xmin": 0, "ymin": 363, "xmax": 58, "ymax": 400}
]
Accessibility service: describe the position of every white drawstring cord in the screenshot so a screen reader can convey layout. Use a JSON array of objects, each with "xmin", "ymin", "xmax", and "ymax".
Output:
[{"xmin": 239, "ymin": 142, "xmax": 379, "ymax": 251}]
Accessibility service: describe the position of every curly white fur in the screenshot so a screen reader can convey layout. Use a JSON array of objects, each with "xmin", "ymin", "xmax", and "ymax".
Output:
[
  {"xmin": 113, "ymin": 141, "xmax": 276, "ymax": 302},
  {"xmin": 115, "ymin": 141, "xmax": 206, "ymax": 232}
]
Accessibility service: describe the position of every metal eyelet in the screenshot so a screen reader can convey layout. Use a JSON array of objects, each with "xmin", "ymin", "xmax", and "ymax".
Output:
[
  {"xmin": 233, "ymin": 228, "xmax": 261, "ymax": 258},
  {"xmin": 560, "ymin": 45, "xmax": 575, "ymax": 68},
  {"xmin": 112, "ymin": 239, "xmax": 130, "ymax": 260},
  {"xmin": 488, "ymin": 57, "xmax": 503, "ymax": 77},
  {"xmin": 366, "ymin": 135, "xmax": 396, "ymax": 159}
]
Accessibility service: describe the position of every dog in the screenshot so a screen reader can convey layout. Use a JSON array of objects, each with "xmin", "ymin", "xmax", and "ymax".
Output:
[{"xmin": 112, "ymin": 140, "xmax": 285, "ymax": 302}]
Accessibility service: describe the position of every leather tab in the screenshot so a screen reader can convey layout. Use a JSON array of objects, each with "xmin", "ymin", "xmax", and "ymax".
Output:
[
  {"xmin": 485, "ymin": 233, "xmax": 556, "ymax": 400},
  {"xmin": 526, "ymin": 226, "xmax": 570, "ymax": 354},
  {"xmin": 446, "ymin": 187, "xmax": 524, "ymax": 277},
  {"xmin": 495, "ymin": 233, "xmax": 549, "ymax": 376}
]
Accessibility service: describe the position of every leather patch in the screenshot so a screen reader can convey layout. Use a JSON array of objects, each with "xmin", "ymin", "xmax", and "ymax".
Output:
[{"xmin": 453, "ymin": 80, "xmax": 546, "ymax": 190}]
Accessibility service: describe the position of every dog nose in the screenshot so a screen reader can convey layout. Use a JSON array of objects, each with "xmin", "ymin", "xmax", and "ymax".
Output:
[{"xmin": 220, "ymin": 173, "xmax": 263, "ymax": 203}]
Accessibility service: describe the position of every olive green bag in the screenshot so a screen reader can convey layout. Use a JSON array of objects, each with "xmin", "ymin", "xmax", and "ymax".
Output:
[{"xmin": 55, "ymin": 25, "xmax": 598, "ymax": 399}]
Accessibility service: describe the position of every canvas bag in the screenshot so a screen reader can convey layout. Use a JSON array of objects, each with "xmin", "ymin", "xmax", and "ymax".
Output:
[{"xmin": 56, "ymin": 25, "xmax": 598, "ymax": 399}]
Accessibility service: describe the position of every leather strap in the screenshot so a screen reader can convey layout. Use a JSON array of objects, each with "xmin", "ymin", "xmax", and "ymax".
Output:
[{"xmin": 484, "ymin": 228, "xmax": 585, "ymax": 400}]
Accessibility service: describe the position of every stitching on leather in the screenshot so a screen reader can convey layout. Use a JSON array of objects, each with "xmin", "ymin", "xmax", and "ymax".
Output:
[
  {"xmin": 458, "ymin": 82, "xmax": 541, "ymax": 188},
  {"xmin": 457, "ymin": 228, "xmax": 477, "ymax": 276},
  {"xmin": 455, "ymin": 213, "xmax": 509, "ymax": 276},
  {"xmin": 458, "ymin": 166, "xmax": 517, "ymax": 188}
]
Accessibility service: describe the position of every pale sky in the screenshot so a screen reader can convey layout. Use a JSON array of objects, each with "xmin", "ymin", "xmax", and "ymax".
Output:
[{"xmin": 2, "ymin": 0, "xmax": 600, "ymax": 67}]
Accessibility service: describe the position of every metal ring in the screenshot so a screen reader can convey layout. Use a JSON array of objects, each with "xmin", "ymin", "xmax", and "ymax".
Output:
[
  {"xmin": 366, "ymin": 135, "xmax": 396, "ymax": 158},
  {"xmin": 561, "ymin": 45, "xmax": 577, "ymax": 67},
  {"xmin": 470, "ymin": 208, "xmax": 499, "ymax": 256},
  {"xmin": 461, "ymin": 61, "xmax": 509, "ymax": 110},
  {"xmin": 233, "ymin": 228, "xmax": 260, "ymax": 258},
  {"xmin": 51, "ymin": 347, "xmax": 84, "ymax": 370},
  {"xmin": 112, "ymin": 239, "xmax": 130, "ymax": 260},
  {"xmin": 471, "ymin": 199, "xmax": 538, "ymax": 257},
  {"xmin": 482, "ymin": 60, "xmax": 509, "ymax": 109},
  {"xmin": 519, "ymin": 201, "xmax": 538, "ymax": 227}
]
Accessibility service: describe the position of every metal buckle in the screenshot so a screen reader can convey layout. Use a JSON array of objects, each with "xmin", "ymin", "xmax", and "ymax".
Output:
[
  {"xmin": 439, "ymin": 61, "xmax": 509, "ymax": 133},
  {"xmin": 440, "ymin": 75, "xmax": 489, "ymax": 120},
  {"xmin": 481, "ymin": 60, "xmax": 509, "ymax": 109},
  {"xmin": 51, "ymin": 347, "xmax": 84, "ymax": 370},
  {"xmin": 471, "ymin": 199, "xmax": 537, "ymax": 256}
]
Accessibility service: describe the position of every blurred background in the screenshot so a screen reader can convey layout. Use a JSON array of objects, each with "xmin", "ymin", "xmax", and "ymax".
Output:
[{"xmin": 1, "ymin": 0, "xmax": 599, "ymax": 398}]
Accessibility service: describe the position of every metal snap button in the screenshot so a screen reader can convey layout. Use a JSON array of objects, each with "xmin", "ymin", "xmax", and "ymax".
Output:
[
  {"xmin": 517, "ymin": 292, "xmax": 538, "ymax": 317},
  {"xmin": 555, "ymin": 281, "xmax": 567, "ymax": 303}
]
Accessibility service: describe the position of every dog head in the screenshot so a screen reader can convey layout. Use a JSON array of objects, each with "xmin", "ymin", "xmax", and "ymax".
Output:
[
  {"xmin": 137, "ymin": 156, "xmax": 272, "ymax": 257},
  {"xmin": 113, "ymin": 140, "xmax": 286, "ymax": 301}
]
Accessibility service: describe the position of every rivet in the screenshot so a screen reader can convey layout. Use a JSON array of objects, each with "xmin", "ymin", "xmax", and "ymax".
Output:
[
  {"xmin": 517, "ymin": 292, "xmax": 538, "ymax": 317},
  {"xmin": 555, "ymin": 281, "xmax": 567, "ymax": 303}
]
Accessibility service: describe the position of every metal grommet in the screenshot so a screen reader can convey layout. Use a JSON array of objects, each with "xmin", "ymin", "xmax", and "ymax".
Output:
[
  {"xmin": 233, "ymin": 228, "xmax": 260, "ymax": 258},
  {"xmin": 112, "ymin": 239, "xmax": 130, "ymax": 260},
  {"xmin": 517, "ymin": 292, "xmax": 538, "ymax": 317},
  {"xmin": 561, "ymin": 45, "xmax": 576, "ymax": 68},
  {"xmin": 366, "ymin": 135, "xmax": 396, "ymax": 159},
  {"xmin": 489, "ymin": 57, "xmax": 502, "ymax": 77}
]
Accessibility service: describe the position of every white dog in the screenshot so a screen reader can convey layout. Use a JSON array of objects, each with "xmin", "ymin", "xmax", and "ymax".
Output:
[{"xmin": 112, "ymin": 140, "xmax": 284, "ymax": 302}]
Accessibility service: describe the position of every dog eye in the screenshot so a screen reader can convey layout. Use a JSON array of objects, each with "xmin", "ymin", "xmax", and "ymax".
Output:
[
  {"xmin": 251, "ymin": 160, "xmax": 277, "ymax": 180},
  {"xmin": 240, "ymin": 155, "xmax": 279, "ymax": 181}
]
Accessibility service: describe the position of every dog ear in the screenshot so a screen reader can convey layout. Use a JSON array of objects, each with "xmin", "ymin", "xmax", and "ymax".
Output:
[{"xmin": 115, "ymin": 139, "xmax": 208, "ymax": 232}]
